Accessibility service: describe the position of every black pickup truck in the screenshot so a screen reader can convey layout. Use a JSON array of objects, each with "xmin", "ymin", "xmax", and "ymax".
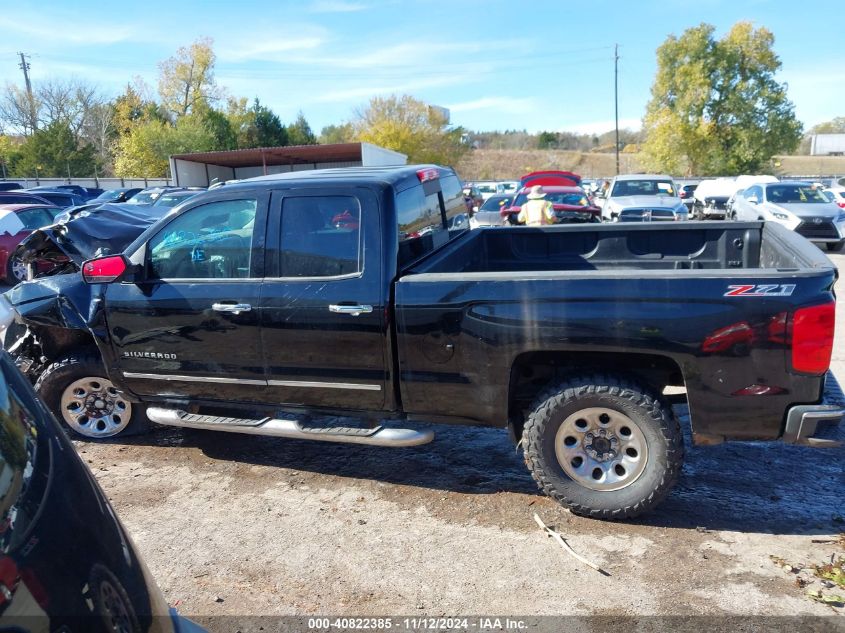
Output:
[{"xmin": 1, "ymin": 164, "xmax": 843, "ymax": 519}]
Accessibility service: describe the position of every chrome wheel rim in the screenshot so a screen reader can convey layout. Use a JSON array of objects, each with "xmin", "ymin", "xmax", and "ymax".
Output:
[
  {"xmin": 10, "ymin": 257, "xmax": 27, "ymax": 282},
  {"xmin": 555, "ymin": 407, "xmax": 649, "ymax": 491},
  {"xmin": 60, "ymin": 376, "xmax": 132, "ymax": 438}
]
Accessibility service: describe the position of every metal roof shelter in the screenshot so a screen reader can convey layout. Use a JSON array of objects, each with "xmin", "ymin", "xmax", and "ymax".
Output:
[
  {"xmin": 810, "ymin": 134, "xmax": 845, "ymax": 156},
  {"xmin": 169, "ymin": 142, "xmax": 407, "ymax": 187}
]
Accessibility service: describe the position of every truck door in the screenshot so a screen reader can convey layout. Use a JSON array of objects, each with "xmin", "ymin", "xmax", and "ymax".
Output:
[
  {"xmin": 260, "ymin": 187, "xmax": 387, "ymax": 410},
  {"xmin": 106, "ymin": 192, "xmax": 269, "ymax": 401}
]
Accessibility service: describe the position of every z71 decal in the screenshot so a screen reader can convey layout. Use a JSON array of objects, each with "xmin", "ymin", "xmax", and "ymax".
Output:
[{"xmin": 724, "ymin": 284, "xmax": 796, "ymax": 297}]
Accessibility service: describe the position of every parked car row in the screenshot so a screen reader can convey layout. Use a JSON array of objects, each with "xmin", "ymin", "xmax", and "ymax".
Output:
[{"xmin": 0, "ymin": 186, "xmax": 205, "ymax": 285}]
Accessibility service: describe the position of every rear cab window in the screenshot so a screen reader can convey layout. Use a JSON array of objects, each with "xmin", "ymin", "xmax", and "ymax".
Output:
[{"xmin": 395, "ymin": 169, "xmax": 468, "ymax": 268}]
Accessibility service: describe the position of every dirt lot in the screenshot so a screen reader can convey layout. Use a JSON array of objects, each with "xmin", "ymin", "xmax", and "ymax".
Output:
[{"xmin": 50, "ymin": 253, "xmax": 845, "ymax": 625}]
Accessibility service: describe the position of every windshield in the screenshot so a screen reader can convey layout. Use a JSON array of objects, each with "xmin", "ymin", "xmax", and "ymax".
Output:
[
  {"xmin": 514, "ymin": 191, "xmax": 590, "ymax": 207},
  {"xmin": 765, "ymin": 184, "xmax": 829, "ymax": 204},
  {"xmin": 480, "ymin": 195, "xmax": 513, "ymax": 211},
  {"xmin": 476, "ymin": 184, "xmax": 497, "ymax": 194},
  {"xmin": 611, "ymin": 180, "xmax": 676, "ymax": 197},
  {"xmin": 94, "ymin": 190, "xmax": 122, "ymax": 201},
  {"xmin": 126, "ymin": 191, "xmax": 160, "ymax": 205},
  {"xmin": 154, "ymin": 192, "xmax": 197, "ymax": 207}
]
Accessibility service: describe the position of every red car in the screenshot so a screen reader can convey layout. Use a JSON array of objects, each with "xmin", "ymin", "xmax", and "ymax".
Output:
[
  {"xmin": 0, "ymin": 204, "xmax": 63, "ymax": 284},
  {"xmin": 501, "ymin": 186, "xmax": 602, "ymax": 225},
  {"xmin": 520, "ymin": 170, "xmax": 582, "ymax": 188}
]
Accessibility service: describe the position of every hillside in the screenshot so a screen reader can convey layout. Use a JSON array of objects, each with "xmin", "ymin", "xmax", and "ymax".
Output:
[{"xmin": 455, "ymin": 150, "xmax": 845, "ymax": 180}]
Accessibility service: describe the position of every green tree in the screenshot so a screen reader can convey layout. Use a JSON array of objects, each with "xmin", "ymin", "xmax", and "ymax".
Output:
[
  {"xmin": 808, "ymin": 117, "xmax": 845, "ymax": 134},
  {"xmin": 319, "ymin": 122, "xmax": 354, "ymax": 144},
  {"xmin": 201, "ymin": 108, "xmax": 237, "ymax": 150},
  {"xmin": 14, "ymin": 121, "xmax": 98, "ymax": 177},
  {"xmin": 641, "ymin": 22, "xmax": 802, "ymax": 175},
  {"xmin": 240, "ymin": 99, "xmax": 288, "ymax": 148},
  {"xmin": 0, "ymin": 135, "xmax": 21, "ymax": 178},
  {"xmin": 537, "ymin": 131, "xmax": 558, "ymax": 149},
  {"xmin": 354, "ymin": 94, "xmax": 468, "ymax": 165},
  {"xmin": 287, "ymin": 111, "xmax": 316, "ymax": 145},
  {"xmin": 113, "ymin": 115, "xmax": 216, "ymax": 177},
  {"xmin": 158, "ymin": 37, "xmax": 221, "ymax": 118}
]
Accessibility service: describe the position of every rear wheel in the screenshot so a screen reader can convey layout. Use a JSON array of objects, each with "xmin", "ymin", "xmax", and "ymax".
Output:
[
  {"xmin": 522, "ymin": 374, "xmax": 683, "ymax": 519},
  {"xmin": 35, "ymin": 354, "xmax": 151, "ymax": 439}
]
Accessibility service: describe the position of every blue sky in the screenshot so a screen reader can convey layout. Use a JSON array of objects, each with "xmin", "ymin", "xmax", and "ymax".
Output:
[{"xmin": 0, "ymin": 0, "xmax": 841, "ymax": 135}]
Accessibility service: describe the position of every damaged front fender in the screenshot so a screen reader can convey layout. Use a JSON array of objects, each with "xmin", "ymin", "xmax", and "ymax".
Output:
[{"xmin": 4, "ymin": 274, "xmax": 111, "ymax": 381}]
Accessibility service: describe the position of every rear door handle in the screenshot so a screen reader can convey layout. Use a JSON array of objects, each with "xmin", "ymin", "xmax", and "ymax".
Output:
[
  {"xmin": 212, "ymin": 302, "xmax": 252, "ymax": 315},
  {"xmin": 329, "ymin": 304, "xmax": 373, "ymax": 316}
]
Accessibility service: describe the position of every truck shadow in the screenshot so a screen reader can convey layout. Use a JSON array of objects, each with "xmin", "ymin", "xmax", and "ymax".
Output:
[{"xmin": 122, "ymin": 407, "xmax": 844, "ymax": 537}]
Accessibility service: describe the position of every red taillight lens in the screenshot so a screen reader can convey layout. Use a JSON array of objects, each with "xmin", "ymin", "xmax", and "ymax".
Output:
[
  {"xmin": 791, "ymin": 302, "xmax": 835, "ymax": 375},
  {"xmin": 417, "ymin": 168, "xmax": 439, "ymax": 183},
  {"xmin": 82, "ymin": 255, "xmax": 127, "ymax": 284}
]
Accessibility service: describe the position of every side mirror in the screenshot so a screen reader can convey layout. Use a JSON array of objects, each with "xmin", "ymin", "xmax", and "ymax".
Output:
[
  {"xmin": 747, "ymin": 195, "xmax": 759, "ymax": 205},
  {"xmin": 81, "ymin": 254, "xmax": 136, "ymax": 284}
]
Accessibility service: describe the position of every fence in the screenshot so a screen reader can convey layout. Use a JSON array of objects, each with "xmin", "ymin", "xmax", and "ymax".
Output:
[{"xmin": 0, "ymin": 177, "xmax": 172, "ymax": 189}]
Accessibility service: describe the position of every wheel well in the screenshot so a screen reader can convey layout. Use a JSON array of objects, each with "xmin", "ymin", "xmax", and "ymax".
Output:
[
  {"xmin": 19, "ymin": 323, "xmax": 97, "ymax": 366},
  {"xmin": 507, "ymin": 351, "xmax": 686, "ymax": 441}
]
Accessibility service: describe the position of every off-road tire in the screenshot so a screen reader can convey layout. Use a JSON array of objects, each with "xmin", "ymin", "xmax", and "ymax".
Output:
[
  {"xmin": 522, "ymin": 374, "xmax": 683, "ymax": 519},
  {"xmin": 34, "ymin": 353, "xmax": 151, "ymax": 439}
]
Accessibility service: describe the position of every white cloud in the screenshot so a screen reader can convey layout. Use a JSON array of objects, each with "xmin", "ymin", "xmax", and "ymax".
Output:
[
  {"xmin": 311, "ymin": 76, "xmax": 464, "ymax": 103},
  {"xmin": 218, "ymin": 36, "xmax": 326, "ymax": 62},
  {"xmin": 448, "ymin": 97, "xmax": 537, "ymax": 115},
  {"xmin": 309, "ymin": 0, "xmax": 370, "ymax": 12},
  {"xmin": 0, "ymin": 15, "xmax": 136, "ymax": 45}
]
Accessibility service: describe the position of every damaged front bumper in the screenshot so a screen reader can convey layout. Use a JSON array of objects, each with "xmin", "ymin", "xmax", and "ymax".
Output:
[{"xmin": 782, "ymin": 372, "xmax": 845, "ymax": 447}]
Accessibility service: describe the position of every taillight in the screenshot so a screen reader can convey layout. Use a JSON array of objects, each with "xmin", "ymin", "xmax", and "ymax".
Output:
[
  {"xmin": 417, "ymin": 168, "xmax": 439, "ymax": 183},
  {"xmin": 82, "ymin": 255, "xmax": 127, "ymax": 284},
  {"xmin": 791, "ymin": 302, "xmax": 835, "ymax": 375}
]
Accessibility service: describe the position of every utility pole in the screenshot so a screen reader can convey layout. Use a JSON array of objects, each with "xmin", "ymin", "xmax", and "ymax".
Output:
[
  {"xmin": 614, "ymin": 44, "xmax": 620, "ymax": 176},
  {"xmin": 17, "ymin": 52, "xmax": 37, "ymax": 133}
]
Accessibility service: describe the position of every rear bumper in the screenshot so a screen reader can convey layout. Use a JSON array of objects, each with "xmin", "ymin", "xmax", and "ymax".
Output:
[{"xmin": 782, "ymin": 372, "xmax": 845, "ymax": 447}]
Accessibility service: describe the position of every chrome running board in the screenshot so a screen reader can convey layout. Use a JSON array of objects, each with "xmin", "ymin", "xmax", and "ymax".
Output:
[{"xmin": 146, "ymin": 408, "xmax": 434, "ymax": 447}]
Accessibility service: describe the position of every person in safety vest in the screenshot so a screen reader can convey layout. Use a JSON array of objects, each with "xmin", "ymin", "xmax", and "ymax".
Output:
[{"xmin": 517, "ymin": 185, "xmax": 558, "ymax": 226}]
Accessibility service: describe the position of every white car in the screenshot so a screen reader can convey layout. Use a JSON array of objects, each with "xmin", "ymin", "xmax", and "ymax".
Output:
[
  {"xmin": 733, "ymin": 181, "xmax": 845, "ymax": 252},
  {"xmin": 823, "ymin": 187, "xmax": 845, "ymax": 209},
  {"xmin": 601, "ymin": 174, "xmax": 688, "ymax": 222}
]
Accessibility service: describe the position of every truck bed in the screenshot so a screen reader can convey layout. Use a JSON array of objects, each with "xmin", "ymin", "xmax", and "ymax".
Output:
[
  {"xmin": 406, "ymin": 222, "xmax": 832, "ymax": 275},
  {"xmin": 394, "ymin": 222, "xmax": 837, "ymax": 442}
]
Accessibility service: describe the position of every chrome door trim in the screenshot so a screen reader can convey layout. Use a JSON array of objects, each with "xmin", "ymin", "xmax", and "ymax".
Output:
[
  {"xmin": 267, "ymin": 380, "xmax": 382, "ymax": 391},
  {"xmin": 123, "ymin": 372, "xmax": 266, "ymax": 386}
]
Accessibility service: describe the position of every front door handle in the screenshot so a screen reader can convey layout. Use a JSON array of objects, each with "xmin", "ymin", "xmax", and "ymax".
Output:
[
  {"xmin": 329, "ymin": 304, "xmax": 373, "ymax": 316},
  {"xmin": 212, "ymin": 302, "xmax": 252, "ymax": 315}
]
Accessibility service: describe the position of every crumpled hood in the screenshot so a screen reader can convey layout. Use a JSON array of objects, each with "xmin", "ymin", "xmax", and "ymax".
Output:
[
  {"xmin": 768, "ymin": 202, "xmax": 841, "ymax": 219},
  {"xmin": 607, "ymin": 194, "xmax": 683, "ymax": 210},
  {"xmin": 15, "ymin": 202, "xmax": 169, "ymax": 266}
]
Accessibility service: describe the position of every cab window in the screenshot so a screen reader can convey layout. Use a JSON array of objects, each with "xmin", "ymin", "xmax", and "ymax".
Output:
[
  {"xmin": 279, "ymin": 195, "xmax": 362, "ymax": 278},
  {"xmin": 441, "ymin": 174, "xmax": 469, "ymax": 235},
  {"xmin": 148, "ymin": 199, "xmax": 257, "ymax": 279}
]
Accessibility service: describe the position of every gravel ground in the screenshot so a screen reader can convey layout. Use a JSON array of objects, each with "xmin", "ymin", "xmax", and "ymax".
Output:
[{"xmin": 13, "ymin": 253, "xmax": 845, "ymax": 627}]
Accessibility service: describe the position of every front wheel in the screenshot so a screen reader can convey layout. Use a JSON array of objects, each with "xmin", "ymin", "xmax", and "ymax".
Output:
[
  {"xmin": 522, "ymin": 375, "xmax": 684, "ymax": 519},
  {"xmin": 5, "ymin": 254, "xmax": 27, "ymax": 285},
  {"xmin": 34, "ymin": 354, "xmax": 151, "ymax": 439}
]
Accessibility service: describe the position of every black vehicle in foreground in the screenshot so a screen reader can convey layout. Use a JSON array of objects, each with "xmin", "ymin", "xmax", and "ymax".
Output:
[
  {"xmin": 0, "ymin": 301, "xmax": 202, "ymax": 631},
  {"xmin": 3, "ymin": 165, "xmax": 843, "ymax": 519}
]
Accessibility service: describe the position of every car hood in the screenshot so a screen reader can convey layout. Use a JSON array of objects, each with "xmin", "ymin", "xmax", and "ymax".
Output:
[
  {"xmin": 14, "ymin": 203, "xmax": 169, "ymax": 266},
  {"xmin": 769, "ymin": 202, "xmax": 841, "ymax": 219},
  {"xmin": 607, "ymin": 195, "xmax": 682, "ymax": 210}
]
